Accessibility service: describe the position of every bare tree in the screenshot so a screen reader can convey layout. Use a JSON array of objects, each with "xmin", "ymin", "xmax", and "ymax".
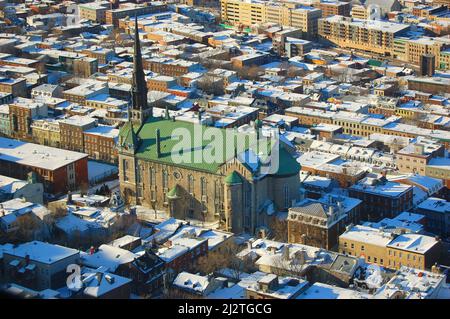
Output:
[
  {"xmin": 196, "ymin": 75, "xmax": 225, "ymax": 96},
  {"xmin": 269, "ymin": 217, "xmax": 288, "ymax": 242},
  {"xmin": 196, "ymin": 241, "xmax": 254, "ymax": 280}
]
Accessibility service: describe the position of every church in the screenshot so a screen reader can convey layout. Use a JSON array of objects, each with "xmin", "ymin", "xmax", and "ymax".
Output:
[{"xmin": 118, "ymin": 16, "xmax": 302, "ymax": 235}]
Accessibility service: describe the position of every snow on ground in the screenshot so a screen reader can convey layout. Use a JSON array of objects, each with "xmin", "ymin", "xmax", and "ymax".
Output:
[{"xmin": 88, "ymin": 161, "xmax": 118, "ymax": 183}]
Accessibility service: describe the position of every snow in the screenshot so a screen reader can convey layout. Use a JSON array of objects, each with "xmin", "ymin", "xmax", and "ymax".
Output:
[
  {"xmin": 88, "ymin": 161, "xmax": 118, "ymax": 182},
  {"xmin": 386, "ymin": 233, "xmax": 438, "ymax": 254},
  {"xmin": 2, "ymin": 241, "xmax": 78, "ymax": 264},
  {"xmin": 81, "ymin": 266, "xmax": 132, "ymax": 298},
  {"xmin": 80, "ymin": 244, "xmax": 137, "ymax": 272},
  {"xmin": 340, "ymin": 225, "xmax": 393, "ymax": 247},
  {"xmin": 0, "ymin": 137, "xmax": 88, "ymax": 171},
  {"xmin": 173, "ymin": 272, "xmax": 210, "ymax": 293},
  {"xmin": 297, "ymin": 282, "xmax": 370, "ymax": 299}
]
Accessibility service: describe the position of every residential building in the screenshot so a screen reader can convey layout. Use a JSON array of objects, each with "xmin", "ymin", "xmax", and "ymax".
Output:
[
  {"xmin": 78, "ymin": 1, "xmax": 112, "ymax": 24},
  {"xmin": 83, "ymin": 125, "xmax": 119, "ymax": 164},
  {"xmin": 0, "ymin": 174, "xmax": 44, "ymax": 204},
  {"xmin": 339, "ymin": 225, "xmax": 441, "ymax": 270},
  {"xmin": 220, "ymin": 0, "xmax": 322, "ymax": 39},
  {"xmin": 0, "ymin": 137, "xmax": 89, "ymax": 194},
  {"xmin": 31, "ymin": 118, "xmax": 61, "ymax": 148},
  {"xmin": 1, "ymin": 241, "xmax": 79, "ymax": 290},
  {"xmin": 59, "ymin": 116, "xmax": 97, "ymax": 153},
  {"xmin": 287, "ymin": 194, "xmax": 362, "ymax": 249},
  {"xmin": 319, "ymin": 16, "xmax": 410, "ymax": 55},
  {"xmin": 416, "ymin": 197, "xmax": 450, "ymax": 238},
  {"xmin": 348, "ymin": 176, "xmax": 413, "ymax": 221},
  {"xmin": 396, "ymin": 138, "xmax": 445, "ymax": 175},
  {"xmin": 9, "ymin": 98, "xmax": 48, "ymax": 141},
  {"xmin": 0, "ymin": 77, "xmax": 27, "ymax": 98}
]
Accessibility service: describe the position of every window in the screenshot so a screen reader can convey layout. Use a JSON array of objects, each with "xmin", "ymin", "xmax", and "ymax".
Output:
[
  {"xmin": 361, "ymin": 245, "xmax": 365, "ymax": 251},
  {"xmin": 188, "ymin": 175, "xmax": 194, "ymax": 194},
  {"xmin": 122, "ymin": 159, "xmax": 129, "ymax": 182},
  {"xmin": 200, "ymin": 177, "xmax": 207, "ymax": 198},
  {"xmin": 149, "ymin": 167, "xmax": 156, "ymax": 186},
  {"xmin": 162, "ymin": 170, "xmax": 168, "ymax": 189}
]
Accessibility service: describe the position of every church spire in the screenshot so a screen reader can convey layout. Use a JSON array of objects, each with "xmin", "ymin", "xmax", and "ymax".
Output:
[{"xmin": 131, "ymin": 14, "xmax": 151, "ymax": 122}]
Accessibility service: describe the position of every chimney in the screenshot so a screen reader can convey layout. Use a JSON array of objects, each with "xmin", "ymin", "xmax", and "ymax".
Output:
[{"xmin": 156, "ymin": 129, "xmax": 161, "ymax": 158}]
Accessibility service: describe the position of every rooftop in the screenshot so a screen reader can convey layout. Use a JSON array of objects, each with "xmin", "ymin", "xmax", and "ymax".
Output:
[
  {"xmin": 0, "ymin": 137, "xmax": 88, "ymax": 171},
  {"xmin": 2, "ymin": 241, "xmax": 78, "ymax": 264}
]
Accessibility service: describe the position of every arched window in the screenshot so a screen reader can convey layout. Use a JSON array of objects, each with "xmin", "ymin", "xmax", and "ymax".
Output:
[
  {"xmin": 188, "ymin": 174, "xmax": 194, "ymax": 194},
  {"xmin": 162, "ymin": 169, "xmax": 168, "ymax": 189},
  {"xmin": 200, "ymin": 177, "xmax": 207, "ymax": 198},
  {"xmin": 149, "ymin": 167, "xmax": 156, "ymax": 186}
]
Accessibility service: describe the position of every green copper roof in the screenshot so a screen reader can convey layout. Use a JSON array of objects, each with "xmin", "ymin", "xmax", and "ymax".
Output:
[
  {"xmin": 368, "ymin": 59, "xmax": 382, "ymax": 67},
  {"xmin": 225, "ymin": 171, "xmax": 243, "ymax": 185},
  {"xmin": 271, "ymin": 148, "xmax": 301, "ymax": 177},
  {"xmin": 120, "ymin": 117, "xmax": 300, "ymax": 176},
  {"xmin": 167, "ymin": 184, "xmax": 181, "ymax": 199},
  {"xmin": 120, "ymin": 121, "xmax": 140, "ymax": 150}
]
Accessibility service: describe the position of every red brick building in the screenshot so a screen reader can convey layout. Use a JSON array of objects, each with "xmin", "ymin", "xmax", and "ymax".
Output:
[{"xmin": 0, "ymin": 137, "xmax": 88, "ymax": 194}]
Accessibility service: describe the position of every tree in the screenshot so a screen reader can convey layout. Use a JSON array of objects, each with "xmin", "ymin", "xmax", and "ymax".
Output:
[
  {"xmin": 270, "ymin": 216, "xmax": 288, "ymax": 242},
  {"xmin": 80, "ymin": 182, "xmax": 89, "ymax": 196},
  {"xmin": 195, "ymin": 241, "xmax": 253, "ymax": 280},
  {"xmin": 196, "ymin": 74, "xmax": 225, "ymax": 96}
]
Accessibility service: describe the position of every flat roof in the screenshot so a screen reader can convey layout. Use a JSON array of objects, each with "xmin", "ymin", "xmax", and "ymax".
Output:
[
  {"xmin": 0, "ymin": 137, "xmax": 88, "ymax": 171},
  {"xmin": 2, "ymin": 241, "xmax": 78, "ymax": 264}
]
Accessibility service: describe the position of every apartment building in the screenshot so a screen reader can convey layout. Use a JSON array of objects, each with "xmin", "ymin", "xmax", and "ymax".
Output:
[
  {"xmin": 339, "ymin": 225, "xmax": 441, "ymax": 270},
  {"xmin": 2, "ymin": 241, "xmax": 79, "ymax": 291},
  {"xmin": 105, "ymin": 3, "xmax": 168, "ymax": 27},
  {"xmin": 288, "ymin": 195, "xmax": 362, "ymax": 250},
  {"xmin": 83, "ymin": 125, "xmax": 119, "ymax": 164},
  {"xmin": 416, "ymin": 197, "xmax": 450, "ymax": 238},
  {"xmin": 0, "ymin": 77, "xmax": 27, "ymax": 98},
  {"xmin": 220, "ymin": 0, "xmax": 322, "ymax": 39},
  {"xmin": 393, "ymin": 37, "xmax": 450, "ymax": 69},
  {"xmin": 9, "ymin": 98, "xmax": 48, "ymax": 142},
  {"xmin": 31, "ymin": 118, "xmax": 61, "ymax": 148},
  {"xmin": 316, "ymin": 1, "xmax": 351, "ymax": 18},
  {"xmin": 348, "ymin": 176, "xmax": 413, "ymax": 221},
  {"xmin": 350, "ymin": 5, "xmax": 368, "ymax": 19},
  {"xmin": 319, "ymin": 16, "xmax": 410, "ymax": 55},
  {"xmin": 396, "ymin": 138, "xmax": 445, "ymax": 175},
  {"xmin": 0, "ymin": 137, "xmax": 88, "ymax": 194},
  {"xmin": 62, "ymin": 82, "xmax": 109, "ymax": 105},
  {"xmin": 78, "ymin": 1, "xmax": 112, "ymax": 24},
  {"xmin": 59, "ymin": 116, "xmax": 97, "ymax": 153}
]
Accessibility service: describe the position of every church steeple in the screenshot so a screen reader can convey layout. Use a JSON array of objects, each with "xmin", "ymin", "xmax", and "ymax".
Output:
[{"xmin": 130, "ymin": 14, "xmax": 151, "ymax": 124}]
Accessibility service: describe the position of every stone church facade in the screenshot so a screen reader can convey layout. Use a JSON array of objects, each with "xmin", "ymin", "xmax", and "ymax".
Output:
[{"xmin": 117, "ymin": 16, "xmax": 301, "ymax": 234}]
